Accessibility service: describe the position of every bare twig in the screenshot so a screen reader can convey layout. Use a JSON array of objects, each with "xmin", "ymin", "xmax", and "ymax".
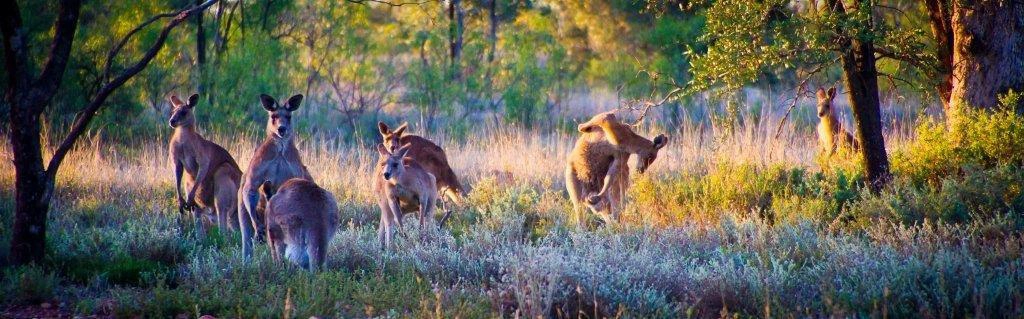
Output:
[
  {"xmin": 344, "ymin": 0, "xmax": 434, "ymax": 6},
  {"xmin": 773, "ymin": 56, "xmax": 840, "ymax": 138},
  {"xmin": 48, "ymin": 0, "xmax": 219, "ymax": 180}
]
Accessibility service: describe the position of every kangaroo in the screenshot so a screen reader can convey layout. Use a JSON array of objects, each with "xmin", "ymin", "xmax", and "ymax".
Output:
[
  {"xmin": 167, "ymin": 93, "xmax": 242, "ymax": 232},
  {"xmin": 565, "ymin": 111, "xmax": 668, "ymax": 226},
  {"xmin": 372, "ymin": 143, "xmax": 438, "ymax": 248},
  {"xmin": 816, "ymin": 86, "xmax": 860, "ymax": 154},
  {"xmin": 378, "ymin": 122, "xmax": 464, "ymax": 206},
  {"xmin": 238, "ymin": 94, "xmax": 313, "ymax": 259},
  {"xmin": 258, "ymin": 178, "xmax": 339, "ymax": 271}
]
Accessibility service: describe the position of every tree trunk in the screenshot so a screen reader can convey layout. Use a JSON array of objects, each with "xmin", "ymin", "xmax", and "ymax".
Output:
[
  {"xmin": 196, "ymin": 0, "xmax": 207, "ymax": 96},
  {"xmin": 949, "ymin": 0, "xmax": 1024, "ymax": 112},
  {"xmin": 831, "ymin": 0, "xmax": 891, "ymax": 191},
  {"xmin": 448, "ymin": 0, "xmax": 464, "ymax": 78},
  {"xmin": 3, "ymin": 0, "xmax": 82, "ymax": 265},
  {"xmin": 488, "ymin": 0, "xmax": 497, "ymax": 63},
  {"xmin": 9, "ymin": 108, "xmax": 53, "ymax": 265},
  {"xmin": 924, "ymin": 0, "xmax": 953, "ymax": 109}
]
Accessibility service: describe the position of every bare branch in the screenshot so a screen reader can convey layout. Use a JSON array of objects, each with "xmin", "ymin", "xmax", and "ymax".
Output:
[
  {"xmin": 48, "ymin": 0, "xmax": 219, "ymax": 180},
  {"xmin": 773, "ymin": 56, "xmax": 840, "ymax": 139},
  {"xmin": 344, "ymin": 0, "xmax": 434, "ymax": 7}
]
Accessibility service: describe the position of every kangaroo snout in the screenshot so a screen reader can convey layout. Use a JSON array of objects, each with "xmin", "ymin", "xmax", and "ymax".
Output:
[
  {"xmin": 383, "ymin": 172, "xmax": 392, "ymax": 180},
  {"xmin": 277, "ymin": 126, "xmax": 289, "ymax": 136}
]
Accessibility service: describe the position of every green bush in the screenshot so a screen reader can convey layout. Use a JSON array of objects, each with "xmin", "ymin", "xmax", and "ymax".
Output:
[
  {"xmin": 1, "ymin": 266, "xmax": 59, "ymax": 305},
  {"xmin": 893, "ymin": 108, "xmax": 1024, "ymax": 186}
]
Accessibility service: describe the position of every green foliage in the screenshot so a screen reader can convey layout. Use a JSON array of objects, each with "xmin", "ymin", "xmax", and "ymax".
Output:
[
  {"xmin": 687, "ymin": 0, "xmax": 936, "ymax": 98},
  {"xmin": 1, "ymin": 266, "xmax": 59, "ymax": 305},
  {"xmin": 629, "ymin": 162, "xmax": 865, "ymax": 225},
  {"xmin": 893, "ymin": 108, "xmax": 1024, "ymax": 186}
]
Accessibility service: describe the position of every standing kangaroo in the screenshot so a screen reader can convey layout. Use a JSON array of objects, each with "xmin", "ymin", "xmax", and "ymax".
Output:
[
  {"xmin": 816, "ymin": 86, "xmax": 860, "ymax": 154},
  {"xmin": 378, "ymin": 122, "xmax": 463, "ymax": 206},
  {"xmin": 373, "ymin": 143, "xmax": 438, "ymax": 248},
  {"xmin": 167, "ymin": 94, "xmax": 242, "ymax": 232},
  {"xmin": 238, "ymin": 94, "xmax": 313, "ymax": 259},
  {"xmin": 565, "ymin": 111, "xmax": 668, "ymax": 226},
  {"xmin": 258, "ymin": 178, "xmax": 339, "ymax": 271}
]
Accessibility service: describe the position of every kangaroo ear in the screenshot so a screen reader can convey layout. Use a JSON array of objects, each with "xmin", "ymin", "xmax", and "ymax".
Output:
[
  {"xmin": 396, "ymin": 143, "xmax": 412, "ymax": 159},
  {"xmin": 260, "ymin": 94, "xmax": 277, "ymax": 111},
  {"xmin": 285, "ymin": 94, "xmax": 303, "ymax": 111},
  {"xmin": 169, "ymin": 95, "xmax": 184, "ymax": 107},
  {"xmin": 187, "ymin": 94, "xmax": 200, "ymax": 108},
  {"xmin": 827, "ymin": 86, "xmax": 836, "ymax": 99},
  {"xmin": 393, "ymin": 123, "xmax": 408, "ymax": 136},
  {"xmin": 652, "ymin": 134, "xmax": 668, "ymax": 150},
  {"xmin": 378, "ymin": 122, "xmax": 391, "ymax": 135},
  {"xmin": 376, "ymin": 143, "xmax": 391, "ymax": 157},
  {"xmin": 816, "ymin": 88, "xmax": 828, "ymax": 100}
]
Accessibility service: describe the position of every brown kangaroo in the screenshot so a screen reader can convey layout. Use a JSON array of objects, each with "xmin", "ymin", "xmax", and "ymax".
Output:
[
  {"xmin": 258, "ymin": 178, "xmax": 339, "ymax": 271},
  {"xmin": 238, "ymin": 94, "xmax": 313, "ymax": 259},
  {"xmin": 816, "ymin": 86, "xmax": 860, "ymax": 154},
  {"xmin": 565, "ymin": 111, "xmax": 668, "ymax": 226},
  {"xmin": 372, "ymin": 143, "xmax": 438, "ymax": 248},
  {"xmin": 167, "ymin": 94, "xmax": 242, "ymax": 232},
  {"xmin": 378, "ymin": 122, "xmax": 463, "ymax": 206}
]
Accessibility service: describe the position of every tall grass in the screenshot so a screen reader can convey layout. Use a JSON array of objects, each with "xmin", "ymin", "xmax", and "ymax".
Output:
[{"xmin": 2, "ymin": 100, "xmax": 1022, "ymax": 317}]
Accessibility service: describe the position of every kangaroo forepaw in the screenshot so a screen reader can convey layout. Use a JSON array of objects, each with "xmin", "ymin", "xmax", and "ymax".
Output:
[{"xmin": 585, "ymin": 194, "xmax": 603, "ymax": 205}]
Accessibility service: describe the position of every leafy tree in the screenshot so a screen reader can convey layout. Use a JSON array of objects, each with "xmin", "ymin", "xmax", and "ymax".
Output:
[
  {"xmin": 681, "ymin": 0, "xmax": 946, "ymax": 190},
  {"xmin": 2, "ymin": 0, "xmax": 218, "ymax": 265}
]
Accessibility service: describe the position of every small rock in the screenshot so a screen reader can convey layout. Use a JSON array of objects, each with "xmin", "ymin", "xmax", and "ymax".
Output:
[{"xmin": 40, "ymin": 302, "xmax": 52, "ymax": 309}]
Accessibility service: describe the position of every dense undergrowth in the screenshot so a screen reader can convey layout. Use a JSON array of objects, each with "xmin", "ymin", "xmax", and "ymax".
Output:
[{"xmin": 2, "ymin": 110, "xmax": 1024, "ymax": 317}]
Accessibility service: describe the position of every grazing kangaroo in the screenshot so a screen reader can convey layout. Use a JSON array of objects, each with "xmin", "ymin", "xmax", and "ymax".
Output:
[
  {"xmin": 565, "ymin": 111, "xmax": 668, "ymax": 226},
  {"xmin": 373, "ymin": 143, "xmax": 438, "ymax": 248},
  {"xmin": 238, "ymin": 94, "xmax": 313, "ymax": 259},
  {"xmin": 258, "ymin": 178, "xmax": 339, "ymax": 271},
  {"xmin": 816, "ymin": 86, "xmax": 860, "ymax": 154},
  {"xmin": 167, "ymin": 93, "xmax": 242, "ymax": 232},
  {"xmin": 378, "ymin": 122, "xmax": 464, "ymax": 206}
]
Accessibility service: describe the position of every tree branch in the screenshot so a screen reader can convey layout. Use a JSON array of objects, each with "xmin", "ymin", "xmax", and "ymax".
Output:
[
  {"xmin": 344, "ymin": 0, "xmax": 434, "ymax": 7},
  {"xmin": 34, "ymin": 0, "xmax": 82, "ymax": 105},
  {"xmin": 773, "ymin": 56, "xmax": 840, "ymax": 138},
  {"xmin": 47, "ymin": 0, "xmax": 219, "ymax": 181}
]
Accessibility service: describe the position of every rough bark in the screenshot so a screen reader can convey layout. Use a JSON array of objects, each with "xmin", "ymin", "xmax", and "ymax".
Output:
[
  {"xmin": 2, "ymin": 0, "xmax": 218, "ymax": 265},
  {"xmin": 3, "ymin": 0, "xmax": 82, "ymax": 265},
  {"xmin": 448, "ymin": 0, "xmax": 464, "ymax": 77},
  {"xmin": 949, "ymin": 0, "xmax": 1024, "ymax": 112},
  {"xmin": 488, "ymin": 0, "xmax": 497, "ymax": 63},
  {"xmin": 196, "ymin": 0, "xmax": 207, "ymax": 96},
  {"xmin": 830, "ymin": 0, "xmax": 891, "ymax": 191},
  {"xmin": 924, "ymin": 0, "xmax": 953, "ymax": 109}
]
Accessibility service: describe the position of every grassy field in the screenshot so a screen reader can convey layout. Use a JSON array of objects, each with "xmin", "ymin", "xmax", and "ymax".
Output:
[{"xmin": 2, "ymin": 107, "xmax": 1023, "ymax": 318}]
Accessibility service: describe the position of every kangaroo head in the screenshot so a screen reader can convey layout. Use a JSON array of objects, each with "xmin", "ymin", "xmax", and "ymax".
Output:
[
  {"xmin": 637, "ymin": 134, "xmax": 668, "ymax": 174},
  {"xmin": 377, "ymin": 122, "xmax": 409, "ymax": 152},
  {"xmin": 168, "ymin": 94, "xmax": 200, "ymax": 128},
  {"xmin": 816, "ymin": 86, "xmax": 836, "ymax": 118},
  {"xmin": 260, "ymin": 94, "xmax": 303, "ymax": 139},
  {"xmin": 377, "ymin": 143, "xmax": 411, "ymax": 183}
]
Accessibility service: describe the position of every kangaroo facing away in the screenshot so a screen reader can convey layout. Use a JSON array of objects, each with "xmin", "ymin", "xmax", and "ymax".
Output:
[
  {"xmin": 167, "ymin": 94, "xmax": 242, "ymax": 232},
  {"xmin": 378, "ymin": 122, "xmax": 463, "ymax": 206},
  {"xmin": 258, "ymin": 178, "xmax": 339, "ymax": 271},
  {"xmin": 373, "ymin": 143, "xmax": 438, "ymax": 248},
  {"xmin": 565, "ymin": 111, "xmax": 668, "ymax": 226},
  {"xmin": 816, "ymin": 86, "xmax": 860, "ymax": 154},
  {"xmin": 238, "ymin": 94, "xmax": 313, "ymax": 259}
]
